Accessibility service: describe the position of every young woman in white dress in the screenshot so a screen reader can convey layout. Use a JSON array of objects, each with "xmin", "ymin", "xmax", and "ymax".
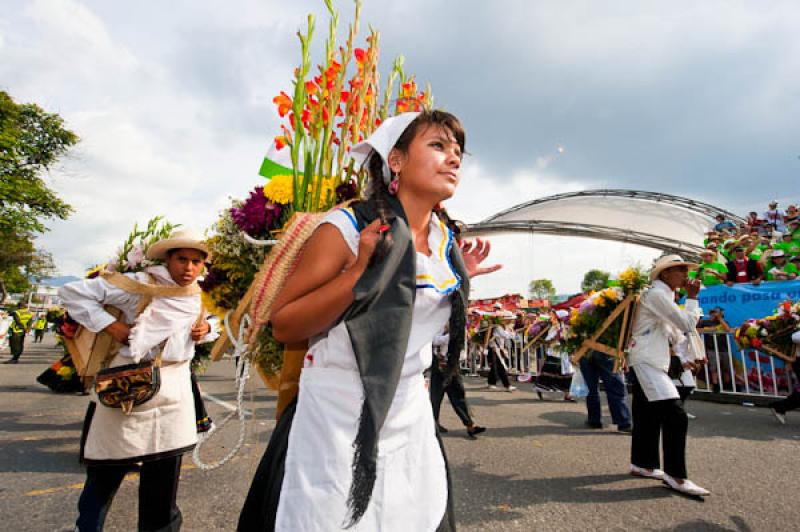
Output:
[{"xmin": 238, "ymin": 110, "xmax": 501, "ymax": 531}]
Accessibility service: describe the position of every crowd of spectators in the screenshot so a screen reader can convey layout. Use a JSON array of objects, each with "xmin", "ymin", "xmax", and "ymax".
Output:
[{"xmin": 693, "ymin": 200, "xmax": 800, "ymax": 286}]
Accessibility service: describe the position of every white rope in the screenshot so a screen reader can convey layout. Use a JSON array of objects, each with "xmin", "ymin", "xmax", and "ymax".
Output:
[
  {"xmin": 241, "ymin": 231, "xmax": 278, "ymax": 247},
  {"xmin": 192, "ymin": 311, "xmax": 253, "ymax": 471}
]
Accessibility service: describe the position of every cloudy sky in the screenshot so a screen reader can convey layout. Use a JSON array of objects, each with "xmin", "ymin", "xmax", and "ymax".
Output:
[{"xmin": 2, "ymin": 0, "xmax": 799, "ymax": 296}]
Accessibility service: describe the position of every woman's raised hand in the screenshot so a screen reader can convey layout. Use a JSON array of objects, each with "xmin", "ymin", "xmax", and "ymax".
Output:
[{"xmin": 459, "ymin": 237, "xmax": 503, "ymax": 278}]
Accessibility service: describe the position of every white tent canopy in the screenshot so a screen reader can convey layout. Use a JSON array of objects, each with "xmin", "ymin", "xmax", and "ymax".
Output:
[{"xmin": 464, "ymin": 190, "xmax": 742, "ymax": 258}]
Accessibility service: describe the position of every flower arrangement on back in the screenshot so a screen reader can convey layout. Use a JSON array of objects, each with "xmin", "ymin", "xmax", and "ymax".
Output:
[
  {"xmin": 735, "ymin": 300, "xmax": 800, "ymax": 358},
  {"xmin": 563, "ymin": 266, "xmax": 648, "ymax": 354}
]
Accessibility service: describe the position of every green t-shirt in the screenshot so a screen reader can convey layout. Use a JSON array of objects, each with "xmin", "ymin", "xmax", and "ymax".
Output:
[
  {"xmin": 773, "ymin": 241, "xmax": 800, "ymax": 256},
  {"xmin": 765, "ymin": 261, "xmax": 798, "ymax": 281},
  {"xmin": 748, "ymin": 244, "xmax": 769, "ymax": 261},
  {"xmin": 692, "ymin": 261, "xmax": 728, "ymax": 286}
]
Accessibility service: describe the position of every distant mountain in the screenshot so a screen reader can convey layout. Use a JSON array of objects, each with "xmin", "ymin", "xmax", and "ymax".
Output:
[{"xmin": 41, "ymin": 276, "xmax": 81, "ymax": 287}]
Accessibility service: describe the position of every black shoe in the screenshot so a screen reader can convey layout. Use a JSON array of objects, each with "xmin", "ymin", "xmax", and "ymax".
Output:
[
  {"xmin": 3, "ymin": 359, "xmax": 18, "ymax": 364},
  {"xmin": 466, "ymin": 426, "xmax": 486, "ymax": 439},
  {"xmin": 437, "ymin": 424, "xmax": 449, "ymax": 433},
  {"xmin": 585, "ymin": 421, "xmax": 603, "ymax": 429},
  {"xmin": 617, "ymin": 425, "xmax": 633, "ymax": 434}
]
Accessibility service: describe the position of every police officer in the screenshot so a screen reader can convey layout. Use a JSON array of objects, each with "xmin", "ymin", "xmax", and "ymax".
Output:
[
  {"xmin": 5, "ymin": 302, "xmax": 33, "ymax": 363},
  {"xmin": 33, "ymin": 314, "xmax": 47, "ymax": 343}
]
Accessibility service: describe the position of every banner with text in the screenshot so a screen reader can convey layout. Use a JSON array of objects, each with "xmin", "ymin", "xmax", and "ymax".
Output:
[{"xmin": 697, "ymin": 280, "xmax": 800, "ymax": 327}]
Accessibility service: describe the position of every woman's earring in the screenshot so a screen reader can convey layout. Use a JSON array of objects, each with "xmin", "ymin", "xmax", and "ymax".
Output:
[{"xmin": 388, "ymin": 173, "xmax": 400, "ymax": 195}]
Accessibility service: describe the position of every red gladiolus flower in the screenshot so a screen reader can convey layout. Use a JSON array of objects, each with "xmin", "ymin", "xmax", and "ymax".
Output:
[
  {"xmin": 751, "ymin": 338, "xmax": 763, "ymax": 348},
  {"xmin": 305, "ymin": 81, "xmax": 318, "ymax": 95},
  {"xmin": 340, "ymin": 90, "xmax": 350, "ymax": 103},
  {"xmin": 274, "ymin": 135, "xmax": 288, "ymax": 150},
  {"xmin": 273, "ymin": 91, "xmax": 292, "ymax": 117},
  {"xmin": 354, "ymin": 48, "xmax": 367, "ymax": 65}
]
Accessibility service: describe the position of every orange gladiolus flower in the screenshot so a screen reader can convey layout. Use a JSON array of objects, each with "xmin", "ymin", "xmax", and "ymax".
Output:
[
  {"xmin": 274, "ymin": 135, "xmax": 289, "ymax": 150},
  {"xmin": 305, "ymin": 81, "xmax": 318, "ymax": 95},
  {"xmin": 273, "ymin": 91, "xmax": 293, "ymax": 117},
  {"xmin": 354, "ymin": 48, "xmax": 367, "ymax": 65}
]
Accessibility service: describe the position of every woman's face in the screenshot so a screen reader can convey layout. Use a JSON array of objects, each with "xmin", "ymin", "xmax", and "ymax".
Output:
[{"xmin": 388, "ymin": 124, "xmax": 462, "ymax": 203}]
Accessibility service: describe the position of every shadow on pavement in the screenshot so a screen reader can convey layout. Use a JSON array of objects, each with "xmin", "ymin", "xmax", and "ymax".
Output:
[
  {"xmin": 452, "ymin": 463, "xmax": 678, "ymax": 526},
  {"xmin": 0, "ymin": 435, "xmax": 82, "ymax": 474}
]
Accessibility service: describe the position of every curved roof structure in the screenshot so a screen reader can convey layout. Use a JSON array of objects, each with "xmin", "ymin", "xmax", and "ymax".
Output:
[{"xmin": 464, "ymin": 190, "xmax": 740, "ymax": 258}]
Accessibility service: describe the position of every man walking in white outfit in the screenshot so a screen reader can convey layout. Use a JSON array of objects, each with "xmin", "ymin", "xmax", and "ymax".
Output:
[{"xmin": 627, "ymin": 255, "xmax": 709, "ymax": 497}]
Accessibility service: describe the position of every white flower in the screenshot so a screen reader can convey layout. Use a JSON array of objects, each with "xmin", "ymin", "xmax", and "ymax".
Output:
[{"xmin": 126, "ymin": 245, "xmax": 145, "ymax": 269}]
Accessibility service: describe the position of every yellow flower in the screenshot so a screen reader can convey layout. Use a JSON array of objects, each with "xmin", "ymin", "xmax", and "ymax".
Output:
[
  {"xmin": 57, "ymin": 366, "xmax": 74, "ymax": 378},
  {"xmin": 263, "ymin": 174, "xmax": 294, "ymax": 204},
  {"xmin": 263, "ymin": 175, "xmax": 337, "ymax": 206}
]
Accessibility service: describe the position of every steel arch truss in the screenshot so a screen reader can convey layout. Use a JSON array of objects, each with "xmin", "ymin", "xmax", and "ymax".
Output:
[
  {"xmin": 462, "ymin": 220, "xmax": 706, "ymax": 258},
  {"xmin": 480, "ymin": 189, "xmax": 744, "ymax": 225}
]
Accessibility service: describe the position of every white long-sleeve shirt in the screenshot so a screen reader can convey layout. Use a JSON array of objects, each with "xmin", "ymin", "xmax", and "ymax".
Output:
[
  {"xmin": 628, "ymin": 280, "xmax": 702, "ymax": 401},
  {"xmin": 58, "ymin": 266, "xmax": 218, "ymax": 363}
]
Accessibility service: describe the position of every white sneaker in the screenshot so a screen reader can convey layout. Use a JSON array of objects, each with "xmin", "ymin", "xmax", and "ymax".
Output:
[
  {"xmin": 487, "ymin": 384, "xmax": 498, "ymax": 390},
  {"xmin": 506, "ymin": 386, "xmax": 517, "ymax": 392},
  {"xmin": 630, "ymin": 464, "xmax": 664, "ymax": 480},
  {"xmin": 662, "ymin": 474, "xmax": 709, "ymax": 496},
  {"xmin": 771, "ymin": 408, "xmax": 786, "ymax": 425},
  {"xmin": 686, "ymin": 412, "xmax": 697, "ymax": 420}
]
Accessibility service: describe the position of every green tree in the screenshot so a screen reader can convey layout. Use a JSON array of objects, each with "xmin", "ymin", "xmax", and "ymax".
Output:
[
  {"xmin": 581, "ymin": 269, "xmax": 610, "ymax": 293},
  {"xmin": 0, "ymin": 91, "xmax": 77, "ymax": 301},
  {"xmin": 528, "ymin": 278, "xmax": 556, "ymax": 301}
]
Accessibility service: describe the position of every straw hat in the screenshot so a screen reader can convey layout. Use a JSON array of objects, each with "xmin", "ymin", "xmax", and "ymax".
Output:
[
  {"xmin": 146, "ymin": 228, "xmax": 209, "ymax": 260},
  {"xmin": 649, "ymin": 254, "xmax": 697, "ymax": 281}
]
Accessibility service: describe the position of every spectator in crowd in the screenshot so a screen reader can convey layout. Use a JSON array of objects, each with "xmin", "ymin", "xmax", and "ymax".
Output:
[
  {"xmin": 788, "ymin": 219, "xmax": 800, "ymax": 240},
  {"xmin": 747, "ymin": 233, "xmax": 773, "ymax": 262},
  {"xmin": 784, "ymin": 204, "xmax": 798, "ymax": 226},
  {"xmin": 696, "ymin": 308, "xmax": 732, "ymax": 393},
  {"xmin": 763, "ymin": 200, "xmax": 786, "ymax": 233},
  {"xmin": 774, "ymin": 231, "xmax": 800, "ymax": 257},
  {"xmin": 712, "ymin": 214, "xmax": 736, "ymax": 235},
  {"xmin": 691, "ymin": 250, "xmax": 727, "ymax": 287},
  {"xmin": 720, "ymin": 239, "xmax": 738, "ymax": 262},
  {"xmin": 725, "ymin": 246, "xmax": 763, "ymax": 286},
  {"xmin": 744, "ymin": 211, "xmax": 758, "ymax": 228},
  {"xmin": 762, "ymin": 249, "xmax": 798, "ymax": 281}
]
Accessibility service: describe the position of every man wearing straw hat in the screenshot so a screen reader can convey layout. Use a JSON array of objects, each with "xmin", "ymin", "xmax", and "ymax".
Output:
[
  {"xmin": 60, "ymin": 228, "xmax": 216, "ymax": 531},
  {"xmin": 626, "ymin": 255, "xmax": 709, "ymax": 497}
]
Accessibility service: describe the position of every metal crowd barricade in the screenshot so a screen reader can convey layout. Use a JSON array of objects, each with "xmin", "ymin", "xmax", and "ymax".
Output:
[
  {"xmin": 694, "ymin": 331, "xmax": 795, "ymax": 398},
  {"xmin": 462, "ymin": 326, "xmax": 546, "ymax": 377}
]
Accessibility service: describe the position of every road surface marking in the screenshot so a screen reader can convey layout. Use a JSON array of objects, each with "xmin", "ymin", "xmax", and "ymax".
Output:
[{"xmin": 201, "ymin": 392, "xmax": 252, "ymax": 416}]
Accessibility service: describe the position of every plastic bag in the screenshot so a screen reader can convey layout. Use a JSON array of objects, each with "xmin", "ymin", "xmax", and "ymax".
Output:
[{"xmin": 569, "ymin": 369, "xmax": 589, "ymax": 398}]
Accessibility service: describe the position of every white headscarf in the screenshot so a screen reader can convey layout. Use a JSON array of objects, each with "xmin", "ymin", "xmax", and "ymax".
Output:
[{"xmin": 348, "ymin": 112, "xmax": 421, "ymax": 184}]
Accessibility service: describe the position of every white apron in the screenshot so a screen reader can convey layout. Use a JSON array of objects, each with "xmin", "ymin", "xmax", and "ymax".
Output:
[{"xmin": 83, "ymin": 356, "xmax": 197, "ymax": 463}]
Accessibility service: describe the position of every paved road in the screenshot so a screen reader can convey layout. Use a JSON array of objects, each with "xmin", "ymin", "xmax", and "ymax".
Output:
[{"xmin": 1, "ymin": 336, "xmax": 798, "ymax": 531}]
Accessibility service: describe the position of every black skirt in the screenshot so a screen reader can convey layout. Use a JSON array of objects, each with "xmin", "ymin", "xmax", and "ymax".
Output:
[
  {"xmin": 237, "ymin": 398, "xmax": 456, "ymax": 531},
  {"xmin": 534, "ymin": 355, "xmax": 572, "ymax": 392}
]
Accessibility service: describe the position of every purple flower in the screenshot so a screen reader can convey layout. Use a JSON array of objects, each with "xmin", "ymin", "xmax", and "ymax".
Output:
[
  {"xmin": 578, "ymin": 299, "xmax": 595, "ymax": 315},
  {"xmin": 231, "ymin": 187, "xmax": 282, "ymax": 237},
  {"xmin": 199, "ymin": 267, "xmax": 227, "ymax": 292}
]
